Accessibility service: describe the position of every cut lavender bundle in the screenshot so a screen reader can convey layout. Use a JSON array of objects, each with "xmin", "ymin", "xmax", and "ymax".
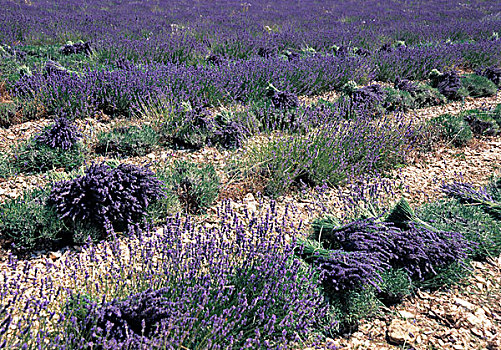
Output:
[
  {"xmin": 60, "ymin": 41, "xmax": 93, "ymax": 56},
  {"xmin": 35, "ymin": 117, "xmax": 82, "ymax": 150},
  {"xmin": 442, "ymin": 181, "xmax": 501, "ymax": 218},
  {"xmin": 266, "ymin": 83, "xmax": 299, "ymax": 110},
  {"xmin": 476, "ymin": 66, "xmax": 501, "ymax": 86},
  {"xmin": 49, "ymin": 162, "xmax": 165, "ymax": 234},
  {"xmin": 429, "ymin": 70, "xmax": 467, "ymax": 100}
]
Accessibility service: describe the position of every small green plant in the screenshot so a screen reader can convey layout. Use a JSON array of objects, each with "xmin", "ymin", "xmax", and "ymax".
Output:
[
  {"xmin": 0, "ymin": 187, "xmax": 67, "ymax": 251},
  {"xmin": 460, "ymin": 74, "xmax": 498, "ymax": 98},
  {"xmin": 95, "ymin": 125, "xmax": 160, "ymax": 158},
  {"xmin": 0, "ymin": 101, "xmax": 18, "ymax": 127},
  {"xmin": 382, "ymin": 87, "xmax": 414, "ymax": 112},
  {"xmin": 428, "ymin": 113, "xmax": 472, "ymax": 147},
  {"xmin": 157, "ymin": 160, "xmax": 220, "ymax": 214},
  {"xmin": 460, "ymin": 109, "xmax": 500, "ymax": 136},
  {"xmin": 7, "ymin": 139, "xmax": 85, "ymax": 174}
]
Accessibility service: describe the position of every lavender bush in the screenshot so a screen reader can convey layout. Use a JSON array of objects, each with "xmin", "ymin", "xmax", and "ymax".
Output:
[
  {"xmin": 244, "ymin": 113, "xmax": 414, "ymax": 195},
  {"xmin": 2, "ymin": 117, "xmax": 84, "ymax": 175}
]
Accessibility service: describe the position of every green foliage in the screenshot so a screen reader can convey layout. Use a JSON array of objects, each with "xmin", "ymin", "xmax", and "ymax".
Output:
[
  {"xmin": 460, "ymin": 74, "xmax": 498, "ymax": 98},
  {"xmin": 0, "ymin": 187, "xmax": 67, "ymax": 251},
  {"xmin": 411, "ymin": 85, "xmax": 447, "ymax": 108},
  {"xmin": 157, "ymin": 160, "xmax": 220, "ymax": 214},
  {"xmin": 417, "ymin": 199, "xmax": 501, "ymax": 258},
  {"xmin": 0, "ymin": 101, "xmax": 18, "ymax": 127},
  {"xmin": 329, "ymin": 287, "xmax": 381, "ymax": 332},
  {"xmin": 95, "ymin": 125, "xmax": 160, "ymax": 158},
  {"xmin": 377, "ymin": 269, "xmax": 413, "ymax": 306},
  {"xmin": 428, "ymin": 113, "xmax": 472, "ymax": 147},
  {"xmin": 6, "ymin": 138, "xmax": 85, "ymax": 175},
  {"xmin": 460, "ymin": 109, "xmax": 500, "ymax": 136},
  {"xmin": 382, "ymin": 87, "xmax": 414, "ymax": 112}
]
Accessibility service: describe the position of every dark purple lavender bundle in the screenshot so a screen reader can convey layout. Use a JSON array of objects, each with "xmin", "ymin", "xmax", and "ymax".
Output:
[
  {"xmin": 378, "ymin": 43, "xmax": 393, "ymax": 53},
  {"xmin": 212, "ymin": 119, "xmax": 246, "ymax": 149},
  {"xmin": 354, "ymin": 47, "xmax": 371, "ymax": 57},
  {"xmin": 394, "ymin": 77, "xmax": 418, "ymax": 93},
  {"xmin": 266, "ymin": 84, "xmax": 299, "ymax": 109},
  {"xmin": 311, "ymin": 217, "xmax": 469, "ymax": 282},
  {"xmin": 349, "ymin": 84, "xmax": 386, "ymax": 116},
  {"xmin": 335, "ymin": 45, "xmax": 353, "ymax": 56},
  {"xmin": 270, "ymin": 90, "xmax": 299, "ymax": 109},
  {"xmin": 60, "ymin": 41, "xmax": 93, "ymax": 56},
  {"xmin": 43, "ymin": 60, "xmax": 71, "ymax": 76},
  {"xmin": 351, "ymin": 84, "xmax": 386, "ymax": 105},
  {"xmin": 34, "ymin": 117, "xmax": 81, "ymax": 150},
  {"xmin": 476, "ymin": 66, "xmax": 501, "ymax": 86},
  {"xmin": 442, "ymin": 181, "xmax": 500, "ymax": 218},
  {"xmin": 49, "ymin": 163, "xmax": 165, "ymax": 233},
  {"xmin": 430, "ymin": 70, "xmax": 464, "ymax": 100},
  {"xmin": 257, "ymin": 47, "xmax": 275, "ymax": 58},
  {"xmin": 310, "ymin": 249, "xmax": 385, "ymax": 292},
  {"xmin": 442, "ymin": 181, "xmax": 494, "ymax": 204},
  {"xmin": 206, "ymin": 53, "xmax": 226, "ymax": 65}
]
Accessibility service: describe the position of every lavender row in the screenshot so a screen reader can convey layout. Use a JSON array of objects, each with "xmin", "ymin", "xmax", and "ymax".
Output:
[{"xmin": 1, "ymin": 0, "xmax": 500, "ymax": 60}]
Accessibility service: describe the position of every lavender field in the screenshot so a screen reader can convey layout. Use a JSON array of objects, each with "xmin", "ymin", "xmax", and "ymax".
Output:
[{"xmin": 0, "ymin": 0, "xmax": 500, "ymax": 349}]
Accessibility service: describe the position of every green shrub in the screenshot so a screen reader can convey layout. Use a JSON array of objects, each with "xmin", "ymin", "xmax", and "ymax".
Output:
[
  {"xmin": 382, "ymin": 87, "xmax": 414, "ymax": 112},
  {"xmin": 460, "ymin": 109, "xmax": 500, "ymax": 136},
  {"xmin": 417, "ymin": 198, "xmax": 501, "ymax": 258},
  {"xmin": 7, "ymin": 138, "xmax": 85, "ymax": 174},
  {"xmin": 460, "ymin": 74, "xmax": 498, "ymax": 98},
  {"xmin": 411, "ymin": 85, "xmax": 447, "ymax": 108},
  {"xmin": 95, "ymin": 125, "xmax": 160, "ymax": 158},
  {"xmin": 157, "ymin": 160, "xmax": 220, "ymax": 214},
  {"xmin": 428, "ymin": 113, "xmax": 472, "ymax": 147},
  {"xmin": 0, "ymin": 102, "xmax": 18, "ymax": 127},
  {"xmin": 0, "ymin": 188, "xmax": 67, "ymax": 251}
]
